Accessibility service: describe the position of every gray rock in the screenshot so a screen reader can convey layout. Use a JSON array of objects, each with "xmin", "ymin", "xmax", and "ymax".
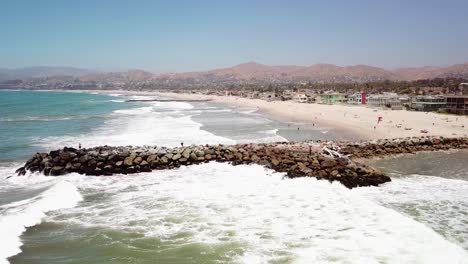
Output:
[
  {"xmin": 147, "ymin": 155, "xmax": 157, "ymax": 163},
  {"xmin": 50, "ymin": 166, "xmax": 64, "ymax": 176},
  {"xmin": 133, "ymin": 156, "xmax": 143, "ymax": 164},
  {"xmin": 321, "ymin": 158, "xmax": 337, "ymax": 168},
  {"xmin": 172, "ymin": 153, "xmax": 181, "ymax": 160},
  {"xmin": 189, "ymin": 152, "xmax": 198, "ymax": 161},
  {"xmin": 123, "ymin": 156, "xmax": 133, "ymax": 166},
  {"xmin": 79, "ymin": 155, "xmax": 89, "ymax": 163},
  {"xmin": 182, "ymin": 149, "xmax": 191, "ymax": 159},
  {"xmin": 59, "ymin": 151, "xmax": 71, "ymax": 161}
]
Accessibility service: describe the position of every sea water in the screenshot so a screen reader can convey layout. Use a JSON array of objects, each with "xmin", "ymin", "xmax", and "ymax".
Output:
[{"xmin": 0, "ymin": 90, "xmax": 467, "ymax": 263}]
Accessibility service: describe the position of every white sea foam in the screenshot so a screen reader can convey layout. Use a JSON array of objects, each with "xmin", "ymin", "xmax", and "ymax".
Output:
[
  {"xmin": 9, "ymin": 95, "xmax": 468, "ymax": 262},
  {"xmin": 151, "ymin": 101, "xmax": 194, "ymax": 111},
  {"xmin": 238, "ymin": 108, "xmax": 259, "ymax": 115},
  {"xmin": 0, "ymin": 177, "xmax": 82, "ymax": 263},
  {"xmin": 47, "ymin": 163, "xmax": 468, "ymax": 263},
  {"xmin": 113, "ymin": 106, "xmax": 154, "ymax": 114},
  {"xmin": 37, "ymin": 101, "xmax": 235, "ymax": 149},
  {"xmin": 355, "ymin": 174, "xmax": 468, "ymax": 251},
  {"xmin": 252, "ymin": 128, "xmax": 287, "ymax": 143},
  {"xmin": 0, "ymin": 116, "xmax": 76, "ymax": 122}
]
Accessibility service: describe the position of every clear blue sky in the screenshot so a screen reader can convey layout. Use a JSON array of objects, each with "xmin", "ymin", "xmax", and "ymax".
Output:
[{"xmin": 1, "ymin": 0, "xmax": 467, "ymax": 72}]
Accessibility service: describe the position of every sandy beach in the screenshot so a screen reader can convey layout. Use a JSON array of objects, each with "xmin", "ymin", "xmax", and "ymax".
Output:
[{"xmin": 157, "ymin": 92, "xmax": 468, "ymax": 140}]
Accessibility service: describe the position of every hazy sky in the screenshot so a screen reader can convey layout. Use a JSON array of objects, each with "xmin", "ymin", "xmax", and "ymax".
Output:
[{"xmin": 1, "ymin": 0, "xmax": 467, "ymax": 72}]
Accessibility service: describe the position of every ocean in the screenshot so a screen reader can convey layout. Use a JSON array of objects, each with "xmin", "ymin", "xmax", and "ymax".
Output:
[{"xmin": 0, "ymin": 90, "xmax": 467, "ymax": 263}]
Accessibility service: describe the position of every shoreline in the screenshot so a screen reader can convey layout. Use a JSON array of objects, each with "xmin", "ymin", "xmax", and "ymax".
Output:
[
  {"xmin": 157, "ymin": 92, "xmax": 468, "ymax": 140},
  {"xmin": 4, "ymin": 89, "xmax": 467, "ymax": 141}
]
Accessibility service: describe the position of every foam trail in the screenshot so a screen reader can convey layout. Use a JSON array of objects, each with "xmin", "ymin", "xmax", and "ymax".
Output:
[
  {"xmin": 355, "ymin": 174, "xmax": 468, "ymax": 251},
  {"xmin": 50, "ymin": 163, "xmax": 468, "ymax": 263},
  {"xmin": 0, "ymin": 180, "xmax": 82, "ymax": 263},
  {"xmin": 37, "ymin": 101, "xmax": 235, "ymax": 149}
]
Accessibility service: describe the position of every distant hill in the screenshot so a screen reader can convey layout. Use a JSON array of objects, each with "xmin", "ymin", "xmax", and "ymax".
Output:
[
  {"xmin": 165, "ymin": 61, "xmax": 468, "ymax": 82},
  {"xmin": 2, "ymin": 62, "xmax": 468, "ymax": 84}
]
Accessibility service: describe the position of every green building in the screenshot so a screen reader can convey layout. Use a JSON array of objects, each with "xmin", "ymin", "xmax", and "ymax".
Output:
[{"xmin": 316, "ymin": 93, "xmax": 347, "ymax": 104}]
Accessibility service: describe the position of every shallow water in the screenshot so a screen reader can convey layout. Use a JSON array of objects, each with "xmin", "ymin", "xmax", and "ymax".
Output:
[{"xmin": 0, "ymin": 90, "xmax": 467, "ymax": 263}]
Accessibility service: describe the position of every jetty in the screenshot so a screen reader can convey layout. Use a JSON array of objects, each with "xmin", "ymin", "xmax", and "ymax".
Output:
[{"xmin": 16, "ymin": 137, "xmax": 468, "ymax": 189}]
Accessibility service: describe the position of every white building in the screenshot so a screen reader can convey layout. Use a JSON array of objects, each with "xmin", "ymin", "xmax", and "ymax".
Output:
[
  {"xmin": 347, "ymin": 92, "xmax": 367, "ymax": 105},
  {"xmin": 367, "ymin": 92, "xmax": 402, "ymax": 109},
  {"xmin": 293, "ymin": 93, "xmax": 308, "ymax": 103}
]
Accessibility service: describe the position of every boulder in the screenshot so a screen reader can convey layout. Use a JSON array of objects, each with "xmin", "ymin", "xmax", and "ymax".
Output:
[
  {"xmin": 147, "ymin": 155, "xmax": 157, "ymax": 163},
  {"xmin": 160, "ymin": 156, "xmax": 169, "ymax": 164},
  {"xmin": 321, "ymin": 158, "xmax": 337, "ymax": 168},
  {"xmin": 79, "ymin": 155, "xmax": 89, "ymax": 163},
  {"xmin": 172, "ymin": 153, "xmax": 181, "ymax": 161},
  {"xmin": 123, "ymin": 156, "xmax": 134, "ymax": 166},
  {"xmin": 271, "ymin": 159, "xmax": 280, "ymax": 166},
  {"xmin": 189, "ymin": 152, "xmax": 198, "ymax": 161},
  {"xmin": 133, "ymin": 156, "xmax": 142, "ymax": 165},
  {"xmin": 50, "ymin": 166, "xmax": 64, "ymax": 176},
  {"xmin": 182, "ymin": 149, "xmax": 191, "ymax": 159}
]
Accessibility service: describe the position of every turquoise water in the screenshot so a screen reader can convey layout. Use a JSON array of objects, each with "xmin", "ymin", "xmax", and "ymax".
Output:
[
  {"xmin": 0, "ymin": 91, "xmax": 139, "ymax": 161},
  {"xmin": 0, "ymin": 91, "xmax": 467, "ymax": 263}
]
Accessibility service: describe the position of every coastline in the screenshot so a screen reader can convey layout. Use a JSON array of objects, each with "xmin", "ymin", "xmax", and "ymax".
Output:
[
  {"xmin": 3, "ymin": 89, "xmax": 468, "ymax": 262},
  {"xmin": 4, "ymin": 89, "xmax": 467, "ymax": 141},
  {"xmin": 157, "ymin": 92, "xmax": 468, "ymax": 140}
]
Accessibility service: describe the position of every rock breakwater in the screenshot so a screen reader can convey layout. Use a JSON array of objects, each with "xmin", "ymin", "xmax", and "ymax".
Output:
[
  {"xmin": 339, "ymin": 136, "xmax": 468, "ymax": 159},
  {"xmin": 16, "ymin": 136, "xmax": 468, "ymax": 188}
]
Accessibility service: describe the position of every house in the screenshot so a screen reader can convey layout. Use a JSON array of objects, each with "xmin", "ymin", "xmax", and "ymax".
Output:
[
  {"xmin": 316, "ymin": 92, "xmax": 347, "ymax": 104},
  {"xmin": 443, "ymin": 95, "xmax": 468, "ymax": 115},
  {"xmin": 367, "ymin": 92, "xmax": 402, "ymax": 109},
  {"xmin": 293, "ymin": 93, "xmax": 308, "ymax": 103},
  {"xmin": 260, "ymin": 92, "xmax": 280, "ymax": 101},
  {"xmin": 347, "ymin": 92, "xmax": 367, "ymax": 105},
  {"xmin": 410, "ymin": 95, "xmax": 446, "ymax": 112},
  {"xmin": 459, "ymin": 83, "xmax": 468, "ymax": 95},
  {"xmin": 281, "ymin": 90, "xmax": 294, "ymax": 101}
]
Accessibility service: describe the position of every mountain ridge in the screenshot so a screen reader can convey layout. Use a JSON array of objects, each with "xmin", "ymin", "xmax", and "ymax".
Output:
[{"xmin": 2, "ymin": 62, "xmax": 468, "ymax": 83}]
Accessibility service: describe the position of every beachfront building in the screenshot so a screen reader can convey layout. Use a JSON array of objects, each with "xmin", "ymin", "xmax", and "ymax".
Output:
[
  {"xmin": 293, "ymin": 93, "xmax": 308, "ymax": 103},
  {"xmin": 443, "ymin": 95, "xmax": 468, "ymax": 115},
  {"xmin": 347, "ymin": 92, "xmax": 367, "ymax": 105},
  {"xmin": 410, "ymin": 95, "xmax": 446, "ymax": 112},
  {"xmin": 315, "ymin": 92, "xmax": 347, "ymax": 104},
  {"xmin": 280, "ymin": 90, "xmax": 294, "ymax": 101},
  {"xmin": 366, "ymin": 92, "xmax": 402, "ymax": 109},
  {"xmin": 246, "ymin": 91, "xmax": 260, "ymax": 99},
  {"xmin": 260, "ymin": 92, "xmax": 280, "ymax": 101}
]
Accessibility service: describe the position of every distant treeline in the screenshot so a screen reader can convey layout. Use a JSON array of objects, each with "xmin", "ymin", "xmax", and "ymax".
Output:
[
  {"xmin": 1, "ymin": 77, "xmax": 467, "ymax": 95},
  {"xmin": 190, "ymin": 77, "xmax": 468, "ymax": 95}
]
